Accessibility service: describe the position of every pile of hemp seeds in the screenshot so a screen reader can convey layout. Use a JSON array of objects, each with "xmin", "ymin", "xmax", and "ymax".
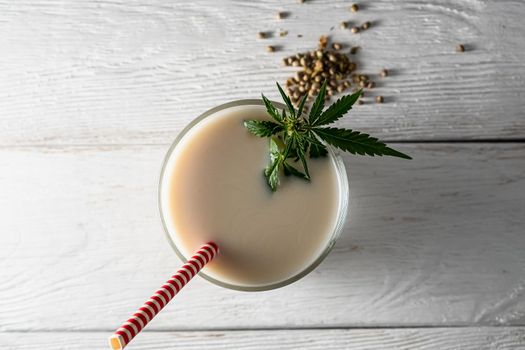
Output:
[
  {"xmin": 281, "ymin": 35, "xmax": 387, "ymax": 106},
  {"xmin": 257, "ymin": 2, "xmax": 385, "ymax": 106},
  {"xmin": 257, "ymin": 1, "xmax": 466, "ymax": 106}
]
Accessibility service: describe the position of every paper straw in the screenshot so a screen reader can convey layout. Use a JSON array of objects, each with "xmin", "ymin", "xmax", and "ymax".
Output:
[{"xmin": 109, "ymin": 242, "xmax": 219, "ymax": 350}]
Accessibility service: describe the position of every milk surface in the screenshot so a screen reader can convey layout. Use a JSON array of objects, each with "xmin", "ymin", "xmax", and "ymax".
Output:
[{"xmin": 161, "ymin": 105, "xmax": 341, "ymax": 288}]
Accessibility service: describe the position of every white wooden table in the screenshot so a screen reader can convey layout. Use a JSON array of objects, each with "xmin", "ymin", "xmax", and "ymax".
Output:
[{"xmin": 1, "ymin": 1, "xmax": 524, "ymax": 349}]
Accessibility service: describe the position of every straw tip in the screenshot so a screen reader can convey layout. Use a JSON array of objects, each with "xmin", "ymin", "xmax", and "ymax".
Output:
[
  {"xmin": 109, "ymin": 335, "xmax": 124, "ymax": 350},
  {"xmin": 206, "ymin": 241, "xmax": 219, "ymax": 252}
]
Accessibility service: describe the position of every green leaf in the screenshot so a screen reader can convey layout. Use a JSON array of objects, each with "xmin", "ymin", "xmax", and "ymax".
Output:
[
  {"xmin": 268, "ymin": 136, "xmax": 281, "ymax": 154},
  {"xmin": 305, "ymin": 132, "xmax": 328, "ymax": 157},
  {"xmin": 308, "ymin": 80, "xmax": 327, "ymax": 125},
  {"xmin": 264, "ymin": 137, "xmax": 284, "ymax": 191},
  {"xmin": 309, "ymin": 142, "xmax": 328, "ymax": 157},
  {"xmin": 244, "ymin": 120, "xmax": 283, "ymax": 137},
  {"xmin": 283, "ymin": 133, "xmax": 310, "ymax": 178},
  {"xmin": 296, "ymin": 94, "xmax": 308, "ymax": 118},
  {"xmin": 280, "ymin": 133, "xmax": 293, "ymax": 158},
  {"xmin": 276, "ymin": 82, "xmax": 296, "ymax": 119},
  {"xmin": 294, "ymin": 135, "xmax": 311, "ymax": 179},
  {"xmin": 283, "ymin": 162, "xmax": 309, "ymax": 181},
  {"xmin": 262, "ymin": 94, "xmax": 283, "ymax": 123},
  {"xmin": 281, "ymin": 108, "xmax": 287, "ymax": 122},
  {"xmin": 313, "ymin": 127, "xmax": 412, "ymax": 159},
  {"xmin": 312, "ymin": 90, "xmax": 362, "ymax": 126}
]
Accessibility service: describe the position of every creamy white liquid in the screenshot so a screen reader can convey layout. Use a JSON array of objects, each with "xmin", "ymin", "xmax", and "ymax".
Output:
[{"xmin": 160, "ymin": 104, "xmax": 342, "ymax": 288}]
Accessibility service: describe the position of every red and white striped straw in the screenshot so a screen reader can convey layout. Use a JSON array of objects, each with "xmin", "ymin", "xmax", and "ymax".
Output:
[{"xmin": 109, "ymin": 242, "xmax": 219, "ymax": 350}]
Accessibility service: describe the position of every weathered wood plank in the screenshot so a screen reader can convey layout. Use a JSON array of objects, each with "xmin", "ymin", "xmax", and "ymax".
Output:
[
  {"xmin": 2, "ymin": 328, "xmax": 524, "ymax": 350},
  {"xmin": 0, "ymin": 144, "xmax": 523, "ymax": 330},
  {"xmin": 0, "ymin": 0, "xmax": 524, "ymax": 144}
]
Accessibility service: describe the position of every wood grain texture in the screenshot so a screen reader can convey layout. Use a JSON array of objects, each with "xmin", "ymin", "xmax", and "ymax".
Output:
[
  {"xmin": 1, "ymin": 0, "xmax": 524, "ymax": 145},
  {"xmin": 2, "ymin": 328, "xmax": 524, "ymax": 349},
  {"xmin": 0, "ymin": 144, "xmax": 523, "ymax": 331}
]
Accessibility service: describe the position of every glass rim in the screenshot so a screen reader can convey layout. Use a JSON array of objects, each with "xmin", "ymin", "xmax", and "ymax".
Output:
[{"xmin": 158, "ymin": 99, "xmax": 349, "ymax": 291}]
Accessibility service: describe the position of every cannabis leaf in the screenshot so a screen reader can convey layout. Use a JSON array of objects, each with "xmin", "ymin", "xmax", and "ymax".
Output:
[
  {"xmin": 245, "ymin": 82, "xmax": 411, "ymax": 192},
  {"xmin": 306, "ymin": 132, "xmax": 328, "ymax": 158},
  {"xmin": 308, "ymin": 80, "xmax": 327, "ymax": 125},
  {"xmin": 244, "ymin": 120, "xmax": 283, "ymax": 137},
  {"xmin": 283, "ymin": 162, "xmax": 308, "ymax": 180},
  {"xmin": 313, "ymin": 127, "xmax": 412, "ymax": 159},
  {"xmin": 262, "ymin": 94, "xmax": 283, "ymax": 123},
  {"xmin": 264, "ymin": 137, "xmax": 284, "ymax": 191},
  {"xmin": 276, "ymin": 82, "xmax": 296, "ymax": 119},
  {"xmin": 296, "ymin": 94, "xmax": 308, "ymax": 119},
  {"xmin": 312, "ymin": 90, "xmax": 361, "ymax": 126}
]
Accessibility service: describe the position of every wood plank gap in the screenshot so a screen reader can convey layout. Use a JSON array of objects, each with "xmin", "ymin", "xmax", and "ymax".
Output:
[
  {"xmin": 4, "ymin": 325, "xmax": 525, "ymax": 333},
  {"xmin": 0, "ymin": 139, "xmax": 525, "ymax": 150}
]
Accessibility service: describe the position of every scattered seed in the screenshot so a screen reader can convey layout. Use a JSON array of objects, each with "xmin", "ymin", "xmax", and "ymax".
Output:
[
  {"xmin": 280, "ymin": 30, "xmax": 288, "ymax": 37},
  {"xmin": 332, "ymin": 43, "xmax": 343, "ymax": 50},
  {"xmin": 376, "ymin": 95, "xmax": 384, "ymax": 103},
  {"xmin": 340, "ymin": 21, "xmax": 349, "ymax": 29},
  {"xmin": 359, "ymin": 80, "xmax": 367, "ymax": 88},
  {"xmin": 350, "ymin": 3, "xmax": 359, "ymax": 12},
  {"xmin": 319, "ymin": 35, "xmax": 329, "ymax": 49},
  {"xmin": 298, "ymin": 0, "xmax": 305, "ymax": 3},
  {"xmin": 350, "ymin": 46, "xmax": 359, "ymax": 54},
  {"xmin": 357, "ymin": 99, "xmax": 364, "ymax": 105},
  {"xmin": 266, "ymin": 45, "xmax": 275, "ymax": 52},
  {"xmin": 361, "ymin": 21, "xmax": 371, "ymax": 30},
  {"xmin": 380, "ymin": 69, "xmax": 388, "ymax": 77},
  {"xmin": 351, "ymin": 26, "xmax": 360, "ymax": 34},
  {"xmin": 456, "ymin": 44, "xmax": 465, "ymax": 52},
  {"xmin": 367, "ymin": 81, "xmax": 375, "ymax": 89},
  {"xmin": 297, "ymin": 34, "xmax": 303, "ymax": 38},
  {"xmin": 276, "ymin": 11, "xmax": 287, "ymax": 20},
  {"xmin": 257, "ymin": 32, "xmax": 267, "ymax": 39}
]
